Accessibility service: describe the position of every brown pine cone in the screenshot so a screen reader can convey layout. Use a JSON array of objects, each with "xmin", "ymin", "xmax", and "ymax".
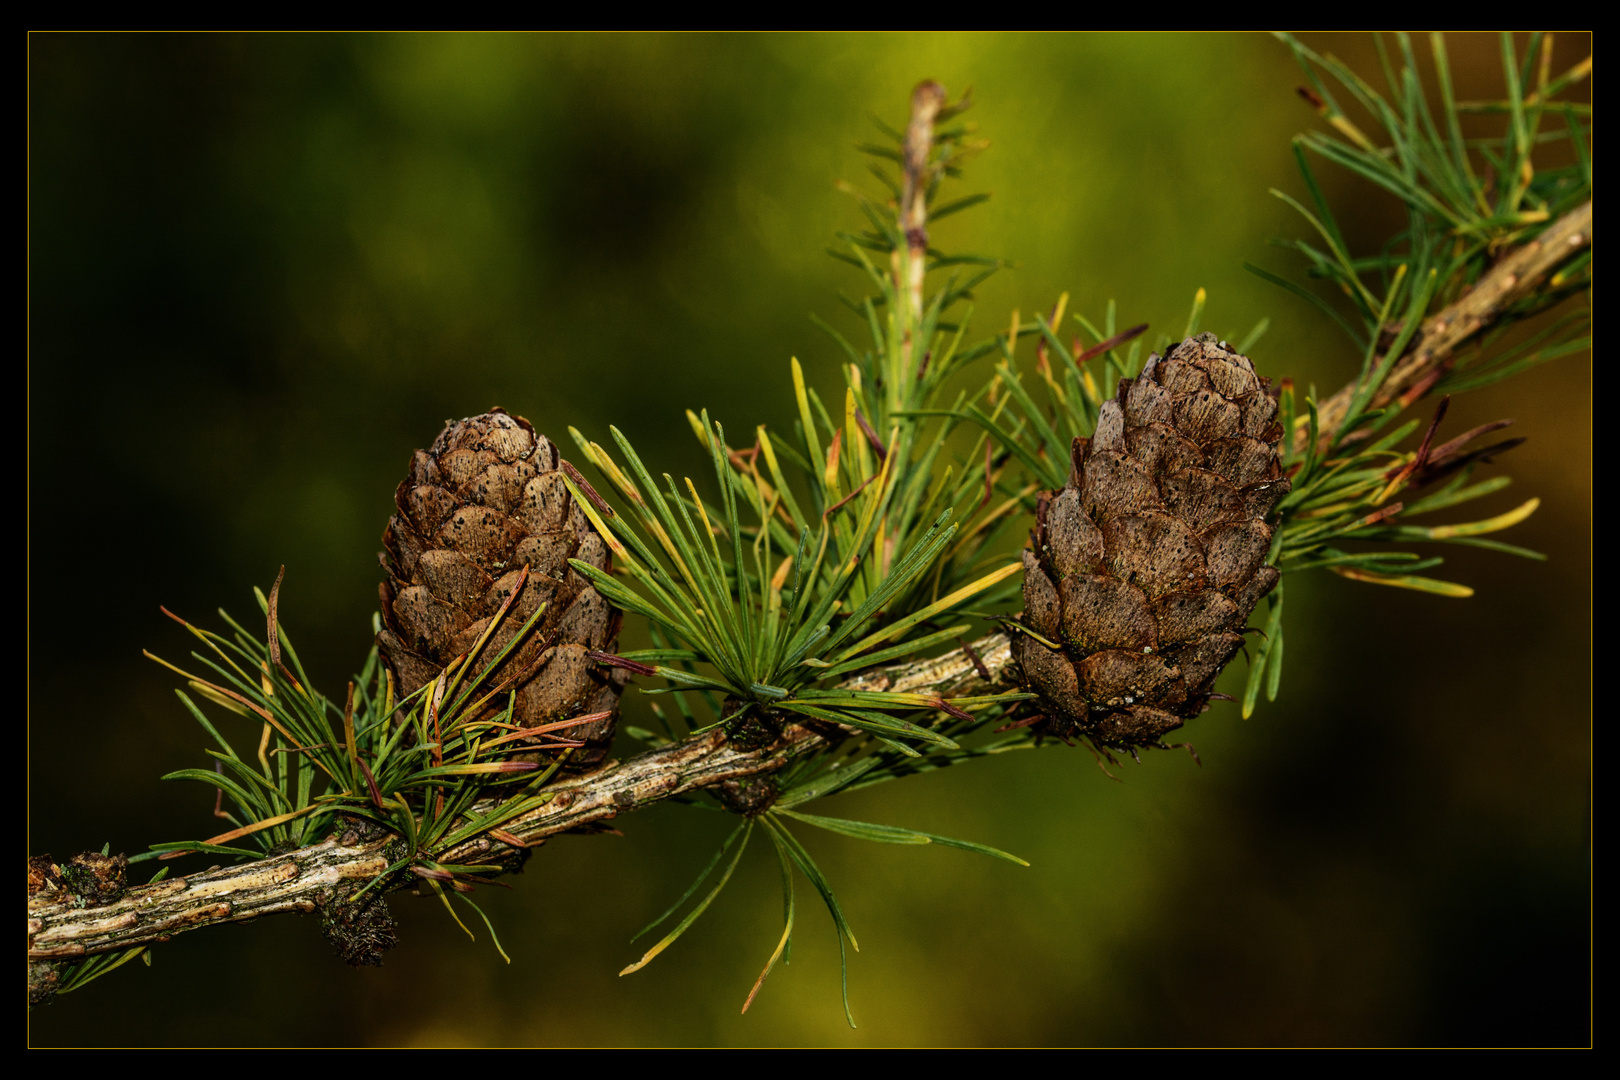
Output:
[
  {"xmin": 1013, "ymin": 334, "xmax": 1290, "ymax": 749},
  {"xmin": 377, "ymin": 409, "xmax": 624, "ymax": 768}
]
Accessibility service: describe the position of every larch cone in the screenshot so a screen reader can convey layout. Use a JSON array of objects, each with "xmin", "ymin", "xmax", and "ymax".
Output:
[
  {"xmin": 1014, "ymin": 334, "xmax": 1289, "ymax": 748},
  {"xmin": 377, "ymin": 409, "xmax": 625, "ymax": 768}
]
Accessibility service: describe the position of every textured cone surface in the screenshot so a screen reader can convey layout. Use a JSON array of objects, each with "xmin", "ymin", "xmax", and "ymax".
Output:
[
  {"xmin": 1014, "ymin": 334, "xmax": 1288, "ymax": 747},
  {"xmin": 378, "ymin": 409, "xmax": 624, "ymax": 768}
]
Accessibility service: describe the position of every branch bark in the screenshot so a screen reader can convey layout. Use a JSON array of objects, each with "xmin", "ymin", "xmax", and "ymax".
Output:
[
  {"xmin": 27, "ymin": 634, "xmax": 1014, "ymax": 993},
  {"xmin": 1306, "ymin": 199, "xmax": 1591, "ymax": 452}
]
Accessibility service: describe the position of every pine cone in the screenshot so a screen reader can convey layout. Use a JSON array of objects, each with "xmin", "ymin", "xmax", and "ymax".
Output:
[
  {"xmin": 377, "ymin": 409, "xmax": 624, "ymax": 768},
  {"xmin": 1013, "ymin": 334, "xmax": 1290, "ymax": 748}
]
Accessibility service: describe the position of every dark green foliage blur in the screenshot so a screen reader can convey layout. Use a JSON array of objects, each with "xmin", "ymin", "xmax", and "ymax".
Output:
[{"xmin": 28, "ymin": 32, "xmax": 1589, "ymax": 1046}]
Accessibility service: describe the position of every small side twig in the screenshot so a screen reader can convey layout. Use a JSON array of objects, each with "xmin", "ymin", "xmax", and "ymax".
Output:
[{"xmin": 899, "ymin": 80, "xmax": 946, "ymax": 363}]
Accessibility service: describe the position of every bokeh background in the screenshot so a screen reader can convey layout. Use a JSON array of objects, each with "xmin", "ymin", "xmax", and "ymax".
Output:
[{"xmin": 28, "ymin": 32, "xmax": 1590, "ymax": 1047}]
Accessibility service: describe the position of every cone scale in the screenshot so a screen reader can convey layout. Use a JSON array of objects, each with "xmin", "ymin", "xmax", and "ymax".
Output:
[{"xmin": 1013, "ymin": 334, "xmax": 1289, "ymax": 748}]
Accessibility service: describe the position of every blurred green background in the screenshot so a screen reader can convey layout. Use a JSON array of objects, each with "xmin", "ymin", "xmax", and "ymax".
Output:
[{"xmin": 28, "ymin": 32, "xmax": 1590, "ymax": 1047}]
